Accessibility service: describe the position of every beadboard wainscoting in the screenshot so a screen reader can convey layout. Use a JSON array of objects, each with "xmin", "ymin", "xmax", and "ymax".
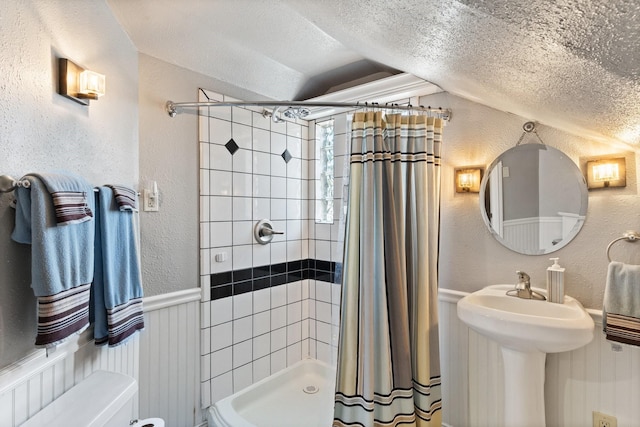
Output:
[
  {"xmin": 138, "ymin": 288, "xmax": 201, "ymax": 427},
  {"xmin": 438, "ymin": 289, "xmax": 471, "ymax": 427},
  {"xmin": 439, "ymin": 288, "xmax": 640, "ymax": 427},
  {"xmin": 0, "ymin": 329, "xmax": 139, "ymax": 427},
  {"xmin": 545, "ymin": 313, "xmax": 640, "ymax": 427}
]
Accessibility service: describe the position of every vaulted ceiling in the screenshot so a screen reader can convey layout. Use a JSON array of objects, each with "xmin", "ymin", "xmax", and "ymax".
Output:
[{"xmin": 107, "ymin": 0, "xmax": 640, "ymax": 147}]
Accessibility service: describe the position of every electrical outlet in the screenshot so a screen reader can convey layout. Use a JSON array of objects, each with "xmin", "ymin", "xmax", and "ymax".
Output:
[
  {"xmin": 143, "ymin": 189, "xmax": 159, "ymax": 212},
  {"xmin": 593, "ymin": 411, "xmax": 617, "ymax": 427}
]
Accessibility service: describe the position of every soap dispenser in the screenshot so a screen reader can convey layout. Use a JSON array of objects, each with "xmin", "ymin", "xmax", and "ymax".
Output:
[{"xmin": 546, "ymin": 257, "xmax": 565, "ymax": 304}]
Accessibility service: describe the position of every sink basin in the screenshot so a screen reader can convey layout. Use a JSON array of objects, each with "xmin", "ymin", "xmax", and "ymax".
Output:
[
  {"xmin": 457, "ymin": 284, "xmax": 594, "ymax": 353},
  {"xmin": 457, "ymin": 284, "xmax": 595, "ymax": 427}
]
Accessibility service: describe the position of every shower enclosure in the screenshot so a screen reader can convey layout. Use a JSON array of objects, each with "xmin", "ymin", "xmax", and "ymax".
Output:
[
  {"xmin": 192, "ymin": 79, "xmax": 451, "ymax": 417},
  {"xmin": 197, "ymin": 88, "xmax": 345, "ymax": 406}
]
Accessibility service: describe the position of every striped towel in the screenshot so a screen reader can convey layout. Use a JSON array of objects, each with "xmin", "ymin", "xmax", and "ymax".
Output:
[
  {"xmin": 11, "ymin": 174, "xmax": 95, "ymax": 347},
  {"xmin": 30, "ymin": 172, "xmax": 93, "ymax": 225},
  {"xmin": 35, "ymin": 284, "xmax": 92, "ymax": 347},
  {"xmin": 106, "ymin": 184, "xmax": 138, "ymax": 212},
  {"xmin": 99, "ymin": 299, "xmax": 144, "ymax": 346},
  {"xmin": 604, "ymin": 313, "xmax": 640, "ymax": 345},
  {"xmin": 603, "ymin": 262, "xmax": 640, "ymax": 346},
  {"xmin": 93, "ymin": 186, "xmax": 144, "ymax": 346}
]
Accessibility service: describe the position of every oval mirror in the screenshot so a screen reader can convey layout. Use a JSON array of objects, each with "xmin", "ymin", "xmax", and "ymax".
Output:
[{"xmin": 480, "ymin": 143, "xmax": 588, "ymax": 255}]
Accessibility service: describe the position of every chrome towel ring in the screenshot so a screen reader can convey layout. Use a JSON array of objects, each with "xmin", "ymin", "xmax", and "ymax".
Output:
[{"xmin": 607, "ymin": 231, "xmax": 640, "ymax": 262}]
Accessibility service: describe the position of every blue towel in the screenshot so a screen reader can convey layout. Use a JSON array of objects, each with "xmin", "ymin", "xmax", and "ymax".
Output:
[
  {"xmin": 12, "ymin": 174, "xmax": 95, "ymax": 347},
  {"xmin": 29, "ymin": 172, "xmax": 93, "ymax": 225},
  {"xmin": 92, "ymin": 186, "xmax": 144, "ymax": 346},
  {"xmin": 603, "ymin": 261, "xmax": 640, "ymax": 346},
  {"xmin": 106, "ymin": 184, "xmax": 138, "ymax": 212}
]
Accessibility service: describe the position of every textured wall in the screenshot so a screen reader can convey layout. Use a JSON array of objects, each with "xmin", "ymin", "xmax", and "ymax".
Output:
[
  {"xmin": 0, "ymin": 1, "xmax": 138, "ymax": 369},
  {"xmin": 429, "ymin": 91, "xmax": 640, "ymax": 309},
  {"xmin": 137, "ymin": 54, "xmax": 266, "ymax": 296}
]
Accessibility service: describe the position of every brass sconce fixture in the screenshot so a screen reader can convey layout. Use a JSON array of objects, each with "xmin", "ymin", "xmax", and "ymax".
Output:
[
  {"xmin": 455, "ymin": 167, "xmax": 483, "ymax": 193},
  {"xmin": 586, "ymin": 157, "xmax": 626, "ymax": 189},
  {"xmin": 58, "ymin": 58, "xmax": 106, "ymax": 105}
]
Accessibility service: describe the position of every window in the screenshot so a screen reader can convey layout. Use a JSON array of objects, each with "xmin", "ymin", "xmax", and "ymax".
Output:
[{"xmin": 315, "ymin": 119, "xmax": 334, "ymax": 223}]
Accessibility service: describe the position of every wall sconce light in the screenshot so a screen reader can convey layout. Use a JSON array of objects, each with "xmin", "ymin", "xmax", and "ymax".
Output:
[
  {"xmin": 586, "ymin": 157, "xmax": 626, "ymax": 189},
  {"xmin": 455, "ymin": 167, "xmax": 483, "ymax": 193},
  {"xmin": 58, "ymin": 58, "xmax": 106, "ymax": 105}
]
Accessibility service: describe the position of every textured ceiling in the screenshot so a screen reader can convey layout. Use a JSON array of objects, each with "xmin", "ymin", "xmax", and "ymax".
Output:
[{"xmin": 107, "ymin": 0, "xmax": 640, "ymax": 147}]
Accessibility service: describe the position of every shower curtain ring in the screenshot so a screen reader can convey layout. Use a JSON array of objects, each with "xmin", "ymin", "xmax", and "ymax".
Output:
[{"xmin": 271, "ymin": 106, "xmax": 285, "ymax": 123}]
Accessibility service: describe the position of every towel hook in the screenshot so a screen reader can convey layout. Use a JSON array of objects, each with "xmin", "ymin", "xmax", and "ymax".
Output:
[{"xmin": 606, "ymin": 230, "xmax": 640, "ymax": 262}]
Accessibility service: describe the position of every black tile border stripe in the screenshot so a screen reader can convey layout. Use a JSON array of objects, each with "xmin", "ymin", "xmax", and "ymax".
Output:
[{"xmin": 210, "ymin": 258, "xmax": 342, "ymax": 301}]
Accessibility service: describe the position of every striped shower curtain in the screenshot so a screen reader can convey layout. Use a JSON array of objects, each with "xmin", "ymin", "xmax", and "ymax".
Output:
[{"xmin": 333, "ymin": 111, "xmax": 443, "ymax": 427}]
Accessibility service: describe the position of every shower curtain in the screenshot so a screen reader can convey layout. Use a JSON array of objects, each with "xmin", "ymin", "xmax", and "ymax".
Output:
[{"xmin": 333, "ymin": 112, "xmax": 443, "ymax": 427}]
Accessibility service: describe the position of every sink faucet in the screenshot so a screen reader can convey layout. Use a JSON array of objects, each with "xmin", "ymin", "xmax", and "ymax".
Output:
[{"xmin": 506, "ymin": 271, "xmax": 546, "ymax": 300}]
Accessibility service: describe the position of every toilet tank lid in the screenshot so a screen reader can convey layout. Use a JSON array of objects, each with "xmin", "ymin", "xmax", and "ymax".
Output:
[{"xmin": 21, "ymin": 370, "xmax": 137, "ymax": 427}]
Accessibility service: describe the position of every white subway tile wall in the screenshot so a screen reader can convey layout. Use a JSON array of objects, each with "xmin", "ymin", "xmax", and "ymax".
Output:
[{"xmin": 198, "ymin": 89, "xmax": 346, "ymax": 406}]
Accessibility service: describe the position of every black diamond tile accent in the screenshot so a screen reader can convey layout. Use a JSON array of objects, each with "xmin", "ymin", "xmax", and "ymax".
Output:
[
  {"xmin": 225, "ymin": 138, "xmax": 239, "ymax": 155},
  {"xmin": 281, "ymin": 149, "xmax": 292, "ymax": 163}
]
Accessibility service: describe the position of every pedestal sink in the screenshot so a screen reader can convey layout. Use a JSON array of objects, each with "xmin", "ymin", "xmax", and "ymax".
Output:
[{"xmin": 457, "ymin": 284, "xmax": 594, "ymax": 427}]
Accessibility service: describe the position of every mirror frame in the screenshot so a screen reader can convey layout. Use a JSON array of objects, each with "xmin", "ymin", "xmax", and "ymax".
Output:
[{"xmin": 479, "ymin": 144, "xmax": 588, "ymax": 255}]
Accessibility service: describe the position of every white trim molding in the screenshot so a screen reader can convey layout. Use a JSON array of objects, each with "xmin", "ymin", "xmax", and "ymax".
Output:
[
  {"xmin": 0, "ymin": 328, "xmax": 93, "ymax": 396},
  {"xmin": 142, "ymin": 287, "xmax": 201, "ymax": 312},
  {"xmin": 304, "ymin": 73, "xmax": 443, "ymax": 120}
]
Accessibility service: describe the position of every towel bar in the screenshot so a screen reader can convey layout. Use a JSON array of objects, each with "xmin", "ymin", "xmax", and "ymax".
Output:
[
  {"xmin": 0, "ymin": 175, "xmax": 30, "ymax": 192},
  {"xmin": 607, "ymin": 231, "xmax": 640, "ymax": 262},
  {"xmin": 1, "ymin": 175, "xmax": 140, "ymax": 195}
]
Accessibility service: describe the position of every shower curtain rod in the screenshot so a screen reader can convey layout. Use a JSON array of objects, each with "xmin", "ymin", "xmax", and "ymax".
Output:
[{"xmin": 165, "ymin": 100, "xmax": 452, "ymax": 122}]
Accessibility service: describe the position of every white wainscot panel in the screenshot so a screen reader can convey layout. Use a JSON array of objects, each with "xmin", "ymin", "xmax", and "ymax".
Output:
[
  {"xmin": 139, "ymin": 288, "xmax": 202, "ymax": 427},
  {"xmin": 0, "ymin": 328, "xmax": 139, "ymax": 427},
  {"xmin": 438, "ymin": 290, "xmax": 470, "ymax": 427}
]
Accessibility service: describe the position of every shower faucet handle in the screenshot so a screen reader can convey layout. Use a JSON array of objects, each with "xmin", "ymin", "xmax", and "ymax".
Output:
[
  {"xmin": 260, "ymin": 227, "xmax": 284, "ymax": 236},
  {"xmin": 254, "ymin": 219, "xmax": 284, "ymax": 244}
]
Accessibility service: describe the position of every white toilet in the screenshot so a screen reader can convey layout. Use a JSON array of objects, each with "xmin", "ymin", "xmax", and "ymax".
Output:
[{"xmin": 21, "ymin": 370, "xmax": 164, "ymax": 427}]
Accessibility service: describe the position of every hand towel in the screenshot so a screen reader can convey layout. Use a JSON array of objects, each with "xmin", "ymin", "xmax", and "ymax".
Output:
[
  {"xmin": 29, "ymin": 172, "xmax": 93, "ymax": 225},
  {"xmin": 11, "ymin": 174, "xmax": 95, "ymax": 348},
  {"xmin": 106, "ymin": 184, "xmax": 138, "ymax": 212},
  {"xmin": 603, "ymin": 261, "xmax": 640, "ymax": 346},
  {"xmin": 92, "ymin": 186, "xmax": 144, "ymax": 346}
]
